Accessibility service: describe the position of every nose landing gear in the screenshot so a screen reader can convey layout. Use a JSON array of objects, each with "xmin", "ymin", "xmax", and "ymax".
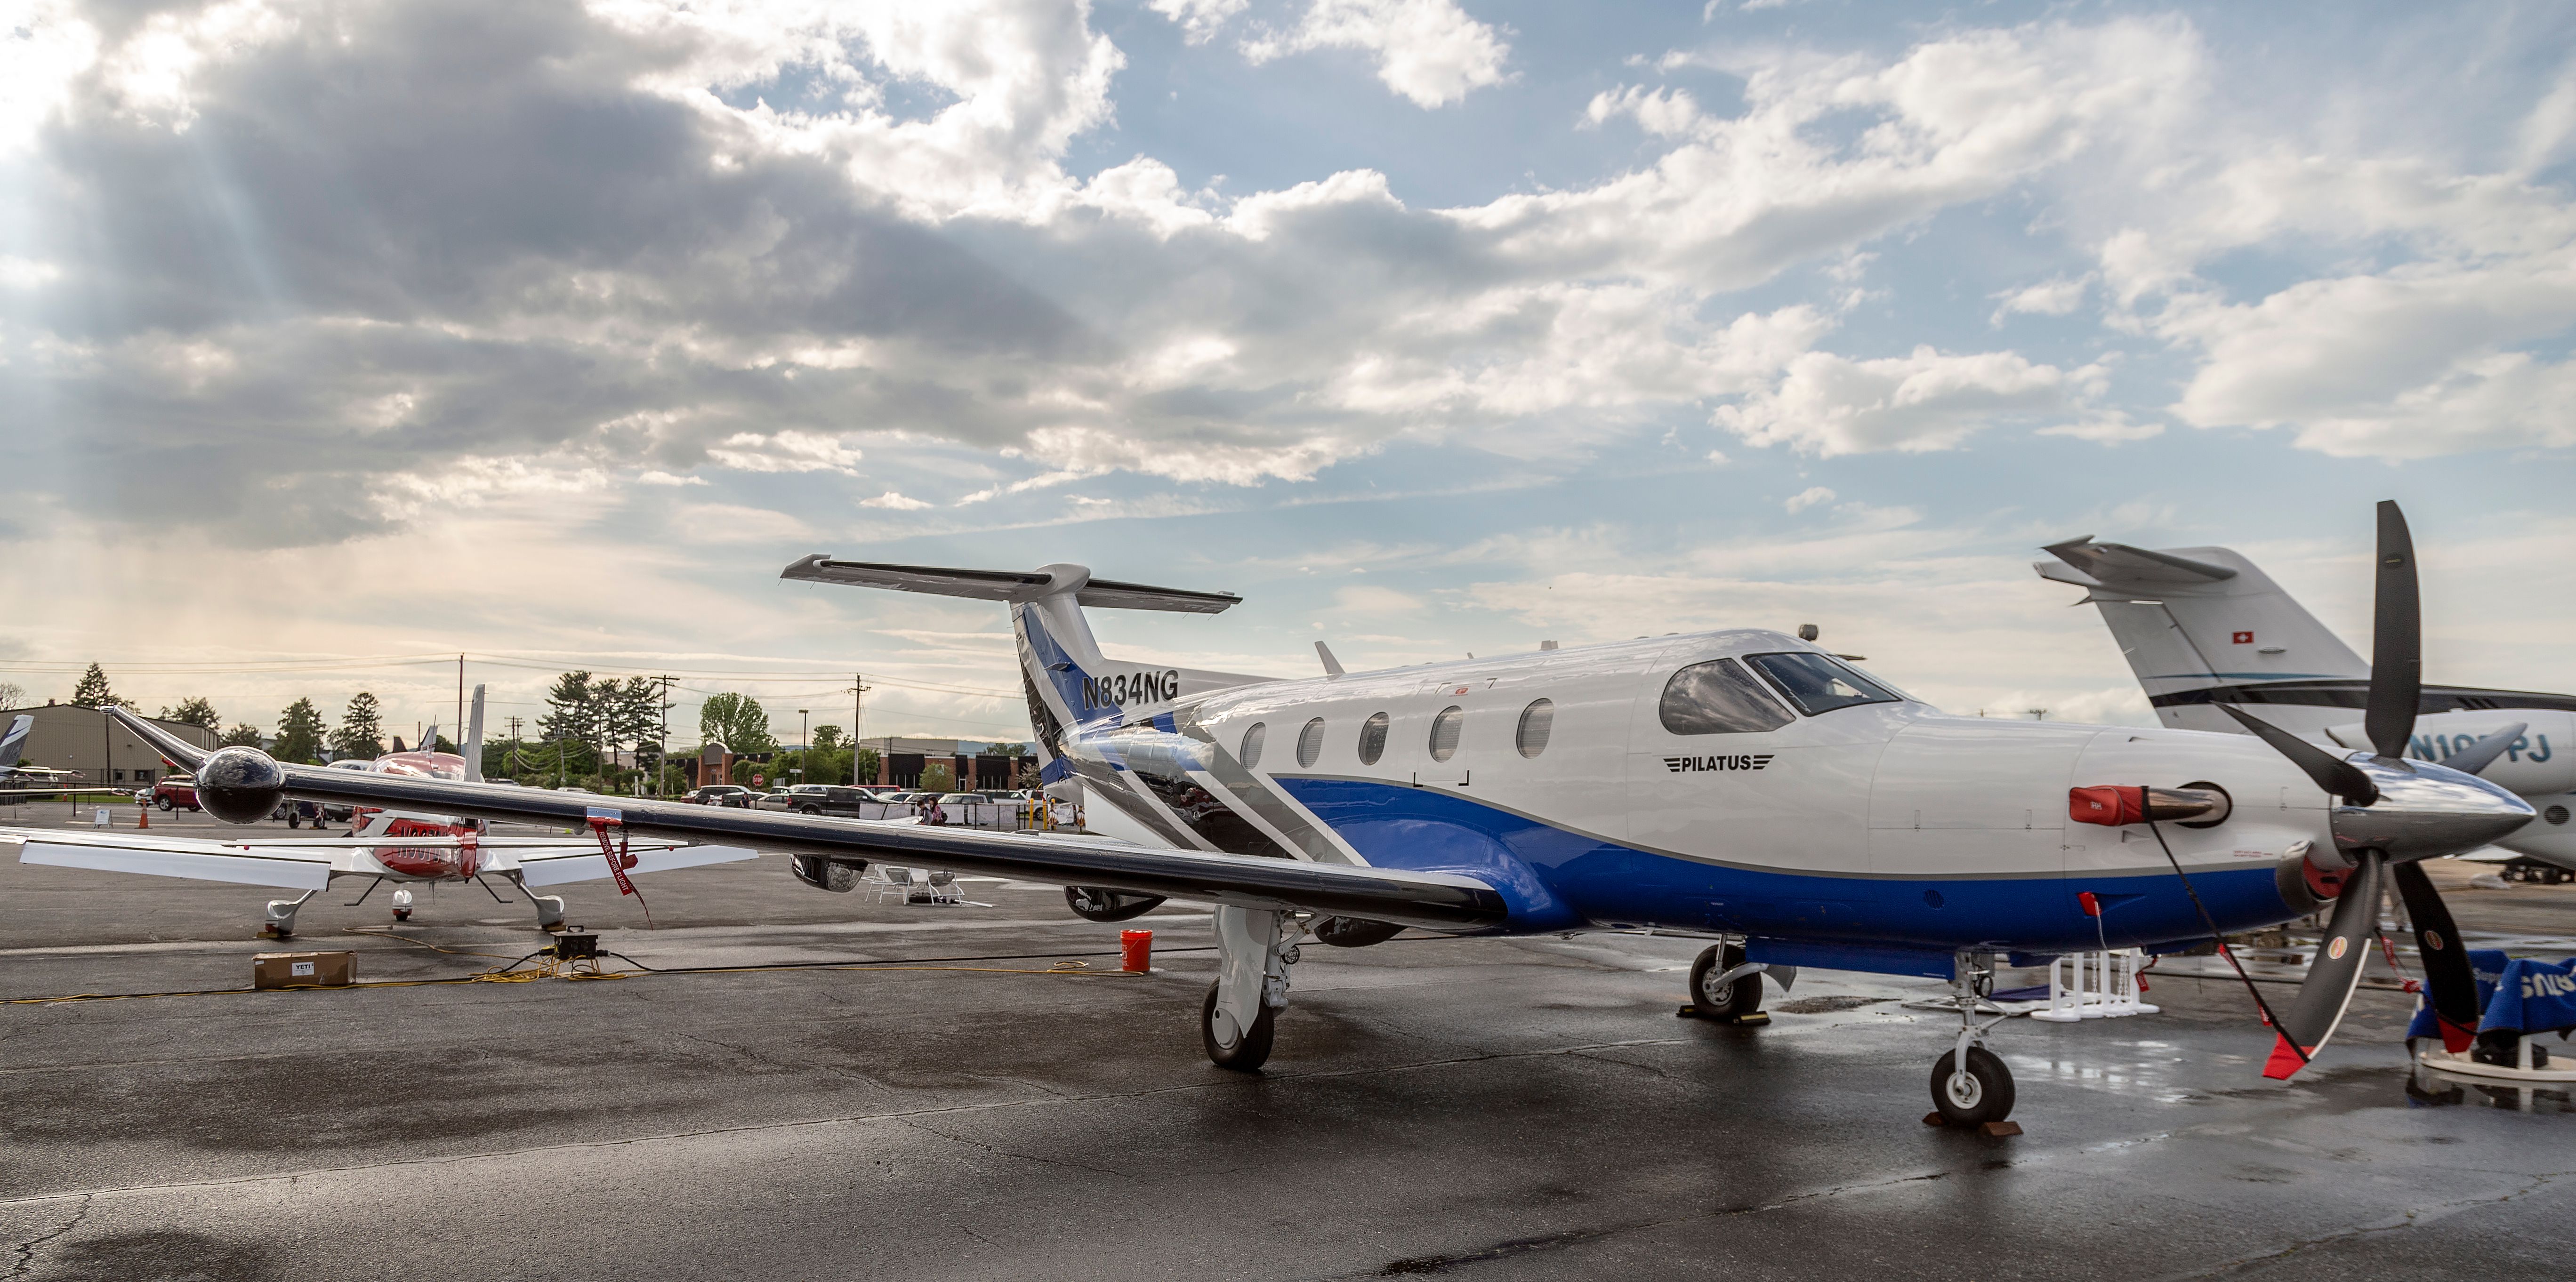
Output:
[{"xmin": 1929, "ymin": 951, "xmax": 2018, "ymax": 1130}]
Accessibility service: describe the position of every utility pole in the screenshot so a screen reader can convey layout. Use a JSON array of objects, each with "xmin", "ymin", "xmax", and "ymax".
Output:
[
  {"xmin": 455, "ymin": 655, "xmax": 464, "ymax": 756},
  {"xmin": 798, "ymin": 709, "xmax": 809, "ymax": 783},
  {"xmin": 850, "ymin": 673, "xmax": 870, "ymax": 785},
  {"xmin": 657, "ymin": 675, "xmax": 676, "ymax": 798}
]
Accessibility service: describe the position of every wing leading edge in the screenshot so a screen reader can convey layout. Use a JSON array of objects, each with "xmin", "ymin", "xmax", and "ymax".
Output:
[{"xmin": 115, "ymin": 710, "xmax": 1506, "ymax": 932}]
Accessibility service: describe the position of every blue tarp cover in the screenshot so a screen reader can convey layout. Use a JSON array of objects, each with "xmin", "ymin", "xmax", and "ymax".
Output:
[
  {"xmin": 2407, "ymin": 949, "xmax": 2509, "ymax": 1042},
  {"xmin": 2479, "ymin": 956, "xmax": 2576, "ymax": 1036}
]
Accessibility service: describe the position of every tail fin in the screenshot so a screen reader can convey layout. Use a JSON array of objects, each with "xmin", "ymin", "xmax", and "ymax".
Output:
[
  {"xmin": 464, "ymin": 685, "xmax": 486, "ymax": 784},
  {"xmin": 0, "ymin": 714, "xmax": 31, "ymax": 769},
  {"xmin": 780, "ymin": 558, "xmax": 1267, "ymax": 775},
  {"xmin": 2037, "ymin": 538, "xmax": 2367, "ymax": 732}
]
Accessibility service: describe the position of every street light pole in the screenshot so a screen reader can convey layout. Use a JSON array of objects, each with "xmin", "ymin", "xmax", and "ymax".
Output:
[{"xmin": 798, "ymin": 709, "xmax": 809, "ymax": 783}]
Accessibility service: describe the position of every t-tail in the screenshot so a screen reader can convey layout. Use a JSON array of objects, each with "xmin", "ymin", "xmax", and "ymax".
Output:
[
  {"xmin": 778, "ymin": 558, "xmax": 1270, "ymax": 783},
  {"xmin": 2036, "ymin": 538, "xmax": 2367, "ymax": 734}
]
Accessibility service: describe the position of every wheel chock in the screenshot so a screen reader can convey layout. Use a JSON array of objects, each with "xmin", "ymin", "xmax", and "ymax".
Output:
[
  {"xmin": 1979, "ymin": 1121, "xmax": 2023, "ymax": 1138},
  {"xmin": 1676, "ymin": 1006, "xmax": 1771, "ymax": 1026},
  {"xmin": 1923, "ymin": 1111, "xmax": 1947, "ymax": 1127}
]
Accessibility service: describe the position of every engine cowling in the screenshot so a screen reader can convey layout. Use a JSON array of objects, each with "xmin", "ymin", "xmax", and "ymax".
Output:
[
  {"xmin": 788, "ymin": 855, "xmax": 866, "ymax": 892},
  {"xmin": 1065, "ymin": 886, "xmax": 1165, "ymax": 922}
]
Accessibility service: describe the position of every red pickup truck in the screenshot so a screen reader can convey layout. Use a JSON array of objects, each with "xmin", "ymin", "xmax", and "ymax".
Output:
[{"xmin": 149, "ymin": 776, "xmax": 201, "ymax": 811}]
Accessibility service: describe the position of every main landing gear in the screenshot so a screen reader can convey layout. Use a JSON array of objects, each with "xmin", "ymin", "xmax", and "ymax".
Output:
[
  {"xmin": 1929, "ymin": 950, "xmax": 2016, "ymax": 1128},
  {"xmin": 1201, "ymin": 905, "xmax": 1305, "ymax": 1071},
  {"xmin": 1688, "ymin": 942, "xmax": 1788, "ymax": 1021}
]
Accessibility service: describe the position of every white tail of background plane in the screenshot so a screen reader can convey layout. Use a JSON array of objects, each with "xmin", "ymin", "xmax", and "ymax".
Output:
[
  {"xmin": 778, "ymin": 558, "xmax": 1271, "ymax": 777},
  {"xmin": 2036, "ymin": 538, "xmax": 2368, "ymax": 734}
]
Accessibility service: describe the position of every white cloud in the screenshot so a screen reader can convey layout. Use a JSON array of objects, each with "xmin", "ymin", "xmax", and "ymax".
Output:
[
  {"xmin": 703, "ymin": 431, "xmax": 867, "ymax": 474},
  {"xmin": 1242, "ymin": 0, "xmax": 1510, "ymax": 109},
  {"xmin": 1716, "ymin": 346, "xmax": 2087, "ymax": 456},
  {"xmin": 1149, "ymin": 0, "xmax": 1248, "ymax": 45},
  {"xmin": 860, "ymin": 490, "xmax": 933, "ymax": 510},
  {"xmin": 1990, "ymin": 276, "xmax": 2087, "ymax": 324},
  {"xmin": 1783, "ymin": 485, "xmax": 1833, "ymax": 513}
]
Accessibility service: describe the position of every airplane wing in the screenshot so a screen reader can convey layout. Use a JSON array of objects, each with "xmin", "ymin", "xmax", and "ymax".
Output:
[
  {"xmin": 119, "ymin": 712, "xmax": 1506, "ymax": 931},
  {"xmin": 503, "ymin": 843, "xmax": 762, "ymax": 887},
  {"xmin": 9, "ymin": 827, "xmax": 338, "ymax": 890}
]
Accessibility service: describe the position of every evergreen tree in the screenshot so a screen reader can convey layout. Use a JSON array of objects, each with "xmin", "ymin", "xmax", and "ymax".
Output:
[
  {"xmin": 698, "ymin": 692, "xmax": 776, "ymax": 753},
  {"xmin": 274, "ymin": 698, "xmax": 327, "ymax": 763},
  {"xmin": 538, "ymin": 671, "xmax": 599, "ymax": 754},
  {"xmin": 217, "ymin": 723, "xmax": 264, "ymax": 747},
  {"xmin": 71, "ymin": 663, "xmax": 134, "ymax": 710},
  {"xmin": 330, "ymin": 692, "xmax": 386, "ymax": 761},
  {"xmin": 161, "ymin": 697, "xmax": 221, "ymax": 729},
  {"xmin": 603, "ymin": 676, "xmax": 661, "ymax": 766}
]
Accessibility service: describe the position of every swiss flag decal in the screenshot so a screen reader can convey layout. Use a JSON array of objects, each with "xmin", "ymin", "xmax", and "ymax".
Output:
[{"xmin": 2231, "ymin": 631, "xmax": 2254, "ymax": 644}]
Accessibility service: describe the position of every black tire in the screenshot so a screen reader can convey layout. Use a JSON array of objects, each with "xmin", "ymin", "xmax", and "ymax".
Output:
[
  {"xmin": 798, "ymin": 804, "xmax": 821, "ymax": 815},
  {"xmin": 287, "ymin": 814, "xmax": 301, "ymax": 829},
  {"xmin": 1201, "ymin": 981, "xmax": 1276, "ymax": 1071},
  {"xmin": 156, "ymin": 798, "xmax": 174, "ymax": 811},
  {"xmin": 1930, "ymin": 1047, "xmax": 2015, "ymax": 1127},
  {"xmin": 1689, "ymin": 944, "xmax": 1766, "ymax": 1020}
]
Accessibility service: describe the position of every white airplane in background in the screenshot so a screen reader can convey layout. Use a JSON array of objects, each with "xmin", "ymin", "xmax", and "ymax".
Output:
[
  {"xmin": 8, "ymin": 688, "xmax": 757, "ymax": 935},
  {"xmin": 121, "ymin": 503, "xmax": 2532, "ymax": 1127},
  {"xmin": 2037, "ymin": 528, "xmax": 2576, "ymax": 871}
]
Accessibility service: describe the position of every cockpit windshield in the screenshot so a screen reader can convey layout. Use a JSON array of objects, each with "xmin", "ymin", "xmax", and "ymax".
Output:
[{"xmin": 1744, "ymin": 652, "xmax": 1902, "ymax": 716}]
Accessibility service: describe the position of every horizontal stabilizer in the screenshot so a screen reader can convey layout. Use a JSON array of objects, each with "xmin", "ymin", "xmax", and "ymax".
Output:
[
  {"xmin": 2040, "ymin": 537, "xmax": 2237, "ymax": 593},
  {"xmin": 781, "ymin": 557, "xmax": 1239, "ymax": 614}
]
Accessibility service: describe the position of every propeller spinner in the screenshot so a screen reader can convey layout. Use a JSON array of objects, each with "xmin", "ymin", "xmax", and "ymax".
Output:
[{"xmin": 2218, "ymin": 502, "xmax": 2532, "ymax": 1077}]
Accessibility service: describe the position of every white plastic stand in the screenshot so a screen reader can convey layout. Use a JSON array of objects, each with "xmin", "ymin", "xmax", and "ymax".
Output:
[{"xmin": 2029, "ymin": 949, "xmax": 2161, "ymax": 1022}]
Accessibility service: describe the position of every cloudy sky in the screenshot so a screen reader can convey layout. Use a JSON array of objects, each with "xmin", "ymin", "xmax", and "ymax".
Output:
[{"xmin": 5, "ymin": 0, "xmax": 2575, "ymax": 746}]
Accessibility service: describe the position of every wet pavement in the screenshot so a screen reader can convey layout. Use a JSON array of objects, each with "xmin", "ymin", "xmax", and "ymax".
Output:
[{"xmin": 3, "ymin": 807, "xmax": 2573, "ymax": 1280}]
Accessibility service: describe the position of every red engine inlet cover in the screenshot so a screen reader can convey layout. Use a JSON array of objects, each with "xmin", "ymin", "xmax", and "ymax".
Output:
[{"xmin": 2069, "ymin": 785, "xmax": 2146, "ymax": 826}]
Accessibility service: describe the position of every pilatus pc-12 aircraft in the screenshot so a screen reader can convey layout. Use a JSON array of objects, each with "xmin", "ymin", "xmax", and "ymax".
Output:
[
  {"xmin": 10, "ymin": 691, "xmax": 755, "ymax": 935},
  {"xmin": 2039, "ymin": 519, "xmax": 2576, "ymax": 872},
  {"xmin": 118, "ymin": 503, "xmax": 2531, "ymax": 1126}
]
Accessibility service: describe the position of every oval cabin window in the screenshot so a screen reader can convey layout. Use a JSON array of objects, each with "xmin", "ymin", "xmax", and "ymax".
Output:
[
  {"xmin": 1515, "ymin": 699, "xmax": 1554, "ymax": 758},
  {"xmin": 1358, "ymin": 712, "xmax": 1390, "ymax": 765},
  {"xmin": 1428, "ymin": 705, "xmax": 1464, "ymax": 761},
  {"xmin": 1659, "ymin": 658, "xmax": 1794, "ymax": 735},
  {"xmin": 1240, "ymin": 721, "xmax": 1266, "ymax": 769},
  {"xmin": 1296, "ymin": 718, "xmax": 1327, "ymax": 768}
]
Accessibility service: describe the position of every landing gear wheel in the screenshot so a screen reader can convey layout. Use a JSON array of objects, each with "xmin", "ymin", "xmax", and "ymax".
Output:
[
  {"xmin": 1201, "ymin": 981, "xmax": 1276, "ymax": 1072},
  {"xmin": 1690, "ymin": 944, "xmax": 1765, "ymax": 1021},
  {"xmin": 287, "ymin": 813, "xmax": 301, "ymax": 829},
  {"xmin": 1930, "ymin": 1047, "xmax": 2015, "ymax": 1127}
]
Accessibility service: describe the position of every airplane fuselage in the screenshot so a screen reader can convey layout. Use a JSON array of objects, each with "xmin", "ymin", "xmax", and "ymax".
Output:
[{"xmin": 1038, "ymin": 624, "xmax": 2335, "ymax": 975}]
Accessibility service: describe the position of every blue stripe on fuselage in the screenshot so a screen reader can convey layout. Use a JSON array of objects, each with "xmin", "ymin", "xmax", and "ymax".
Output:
[{"xmin": 1272, "ymin": 776, "xmax": 2294, "ymax": 956}]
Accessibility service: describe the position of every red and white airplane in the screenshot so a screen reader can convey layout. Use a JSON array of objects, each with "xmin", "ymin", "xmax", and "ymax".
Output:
[{"xmin": 5, "ymin": 689, "xmax": 756, "ymax": 935}]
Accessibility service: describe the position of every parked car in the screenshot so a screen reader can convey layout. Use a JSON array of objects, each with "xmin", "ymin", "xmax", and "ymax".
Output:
[
  {"xmin": 149, "ymin": 776, "xmax": 201, "ymax": 812},
  {"xmin": 754, "ymin": 784, "xmax": 887, "ymax": 816},
  {"xmin": 684, "ymin": 785, "xmax": 757, "ymax": 807}
]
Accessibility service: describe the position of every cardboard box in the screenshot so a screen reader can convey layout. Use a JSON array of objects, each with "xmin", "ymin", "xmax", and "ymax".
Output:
[{"xmin": 251, "ymin": 950, "xmax": 355, "ymax": 989}]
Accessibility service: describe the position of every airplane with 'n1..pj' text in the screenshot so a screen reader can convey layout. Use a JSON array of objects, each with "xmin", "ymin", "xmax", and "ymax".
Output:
[
  {"xmin": 109, "ymin": 502, "xmax": 2530, "ymax": 1127},
  {"xmin": 8, "ymin": 688, "xmax": 756, "ymax": 935}
]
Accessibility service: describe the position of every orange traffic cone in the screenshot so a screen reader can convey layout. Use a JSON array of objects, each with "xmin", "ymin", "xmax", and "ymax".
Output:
[{"xmin": 137, "ymin": 806, "xmax": 149, "ymax": 830}]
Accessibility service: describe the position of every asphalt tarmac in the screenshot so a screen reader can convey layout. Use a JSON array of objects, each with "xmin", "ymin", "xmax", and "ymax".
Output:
[{"xmin": 4, "ymin": 805, "xmax": 2573, "ymax": 1281}]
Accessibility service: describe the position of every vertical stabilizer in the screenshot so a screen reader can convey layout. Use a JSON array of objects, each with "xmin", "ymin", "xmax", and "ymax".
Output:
[
  {"xmin": 0, "ymin": 714, "xmax": 31, "ymax": 771},
  {"xmin": 464, "ymin": 685, "xmax": 487, "ymax": 784},
  {"xmin": 2037, "ymin": 539, "xmax": 2367, "ymax": 733},
  {"xmin": 779, "ymin": 557, "xmax": 1268, "ymax": 786}
]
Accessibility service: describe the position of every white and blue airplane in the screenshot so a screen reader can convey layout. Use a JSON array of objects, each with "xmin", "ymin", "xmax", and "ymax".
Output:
[
  {"xmin": 120, "ymin": 503, "xmax": 2532, "ymax": 1126},
  {"xmin": 2038, "ymin": 523, "xmax": 2576, "ymax": 871}
]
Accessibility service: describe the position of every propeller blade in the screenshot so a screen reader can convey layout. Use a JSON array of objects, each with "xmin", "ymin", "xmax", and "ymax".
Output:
[
  {"xmin": 2389, "ymin": 862, "xmax": 2479, "ymax": 1054},
  {"xmin": 2439, "ymin": 721, "xmax": 2527, "ymax": 777},
  {"xmin": 2263, "ymin": 849, "xmax": 2388, "ymax": 1080},
  {"xmin": 2365, "ymin": 500, "xmax": 2422, "ymax": 761},
  {"xmin": 2219, "ymin": 704, "xmax": 2379, "ymax": 806}
]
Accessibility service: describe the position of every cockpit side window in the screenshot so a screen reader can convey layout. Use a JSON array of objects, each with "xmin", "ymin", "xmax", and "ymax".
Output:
[
  {"xmin": 1658, "ymin": 658, "xmax": 1794, "ymax": 735},
  {"xmin": 1745, "ymin": 651, "xmax": 1901, "ymax": 716}
]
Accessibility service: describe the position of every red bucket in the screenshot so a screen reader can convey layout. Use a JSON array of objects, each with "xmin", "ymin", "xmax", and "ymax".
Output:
[{"xmin": 1119, "ymin": 929, "xmax": 1152, "ymax": 973}]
